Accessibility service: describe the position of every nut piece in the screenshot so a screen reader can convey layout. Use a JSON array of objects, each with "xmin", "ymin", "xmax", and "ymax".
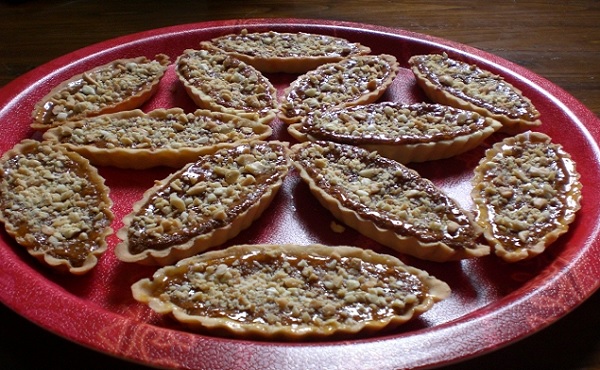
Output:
[{"xmin": 0, "ymin": 139, "xmax": 113, "ymax": 274}]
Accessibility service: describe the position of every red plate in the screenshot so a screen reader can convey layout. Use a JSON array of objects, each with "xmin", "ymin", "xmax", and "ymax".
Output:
[{"xmin": 0, "ymin": 19, "xmax": 599, "ymax": 369}]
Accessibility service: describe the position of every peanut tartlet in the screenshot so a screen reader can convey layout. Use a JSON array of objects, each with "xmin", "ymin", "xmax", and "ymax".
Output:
[
  {"xmin": 292, "ymin": 141, "xmax": 489, "ymax": 262},
  {"xmin": 175, "ymin": 48, "xmax": 278, "ymax": 123},
  {"xmin": 202, "ymin": 29, "xmax": 371, "ymax": 73},
  {"xmin": 471, "ymin": 131, "xmax": 582, "ymax": 262},
  {"xmin": 279, "ymin": 54, "xmax": 399, "ymax": 124},
  {"xmin": 409, "ymin": 53, "xmax": 541, "ymax": 134},
  {"xmin": 131, "ymin": 243, "xmax": 450, "ymax": 339},
  {"xmin": 42, "ymin": 108, "xmax": 273, "ymax": 169},
  {"xmin": 0, "ymin": 140, "xmax": 113, "ymax": 274},
  {"xmin": 288, "ymin": 102, "xmax": 502, "ymax": 163},
  {"xmin": 115, "ymin": 141, "xmax": 291, "ymax": 266},
  {"xmin": 31, "ymin": 54, "xmax": 170, "ymax": 130}
]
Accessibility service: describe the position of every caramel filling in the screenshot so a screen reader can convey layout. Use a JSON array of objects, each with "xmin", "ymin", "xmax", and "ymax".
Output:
[{"xmin": 53, "ymin": 110, "xmax": 265, "ymax": 150}]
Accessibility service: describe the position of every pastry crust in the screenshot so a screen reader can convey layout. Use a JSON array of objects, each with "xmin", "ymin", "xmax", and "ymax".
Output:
[
  {"xmin": 202, "ymin": 29, "xmax": 371, "ymax": 73},
  {"xmin": 292, "ymin": 141, "xmax": 489, "ymax": 262},
  {"xmin": 115, "ymin": 141, "xmax": 291, "ymax": 266},
  {"xmin": 175, "ymin": 48, "xmax": 278, "ymax": 123},
  {"xmin": 409, "ymin": 53, "xmax": 541, "ymax": 134},
  {"xmin": 31, "ymin": 54, "xmax": 170, "ymax": 131},
  {"xmin": 131, "ymin": 243, "xmax": 451, "ymax": 339},
  {"xmin": 0, "ymin": 140, "xmax": 113, "ymax": 274},
  {"xmin": 278, "ymin": 54, "xmax": 399, "ymax": 124},
  {"xmin": 288, "ymin": 102, "xmax": 502, "ymax": 163},
  {"xmin": 471, "ymin": 131, "xmax": 582, "ymax": 262},
  {"xmin": 42, "ymin": 108, "xmax": 273, "ymax": 169}
]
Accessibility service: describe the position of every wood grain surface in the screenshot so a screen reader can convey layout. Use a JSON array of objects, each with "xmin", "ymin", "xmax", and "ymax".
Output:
[{"xmin": 0, "ymin": 1, "xmax": 598, "ymax": 369}]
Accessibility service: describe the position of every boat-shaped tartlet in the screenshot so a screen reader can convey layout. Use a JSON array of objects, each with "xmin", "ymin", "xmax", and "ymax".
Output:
[
  {"xmin": 131, "ymin": 243, "xmax": 451, "ymax": 339},
  {"xmin": 42, "ymin": 108, "xmax": 273, "ymax": 169},
  {"xmin": 278, "ymin": 54, "xmax": 399, "ymax": 124},
  {"xmin": 0, "ymin": 140, "xmax": 113, "ymax": 274},
  {"xmin": 201, "ymin": 29, "xmax": 371, "ymax": 73},
  {"xmin": 409, "ymin": 53, "xmax": 541, "ymax": 134},
  {"xmin": 288, "ymin": 102, "xmax": 502, "ymax": 163},
  {"xmin": 175, "ymin": 48, "xmax": 278, "ymax": 123},
  {"xmin": 471, "ymin": 131, "xmax": 582, "ymax": 262},
  {"xmin": 115, "ymin": 141, "xmax": 291, "ymax": 266},
  {"xmin": 292, "ymin": 141, "xmax": 489, "ymax": 262},
  {"xmin": 31, "ymin": 54, "xmax": 170, "ymax": 131}
]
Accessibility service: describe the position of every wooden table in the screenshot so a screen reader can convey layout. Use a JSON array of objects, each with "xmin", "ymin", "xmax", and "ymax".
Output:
[{"xmin": 0, "ymin": 1, "xmax": 598, "ymax": 369}]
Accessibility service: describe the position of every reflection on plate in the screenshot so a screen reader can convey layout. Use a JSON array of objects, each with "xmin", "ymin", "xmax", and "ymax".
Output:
[{"xmin": 0, "ymin": 19, "xmax": 599, "ymax": 370}]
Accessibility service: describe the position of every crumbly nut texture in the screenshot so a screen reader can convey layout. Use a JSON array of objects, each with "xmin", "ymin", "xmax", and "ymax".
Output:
[
  {"xmin": 279, "ymin": 54, "xmax": 399, "ymax": 124},
  {"xmin": 42, "ymin": 108, "xmax": 273, "ymax": 169},
  {"xmin": 131, "ymin": 243, "xmax": 450, "ymax": 339},
  {"xmin": 31, "ymin": 54, "xmax": 170, "ymax": 130},
  {"xmin": 115, "ymin": 141, "xmax": 291, "ymax": 266},
  {"xmin": 0, "ymin": 139, "xmax": 113, "ymax": 274},
  {"xmin": 203, "ymin": 29, "xmax": 371, "ymax": 73},
  {"xmin": 292, "ymin": 141, "xmax": 489, "ymax": 262},
  {"xmin": 288, "ymin": 102, "xmax": 502, "ymax": 163},
  {"xmin": 471, "ymin": 131, "xmax": 582, "ymax": 262},
  {"xmin": 175, "ymin": 48, "xmax": 278, "ymax": 123},
  {"xmin": 409, "ymin": 53, "xmax": 541, "ymax": 134}
]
